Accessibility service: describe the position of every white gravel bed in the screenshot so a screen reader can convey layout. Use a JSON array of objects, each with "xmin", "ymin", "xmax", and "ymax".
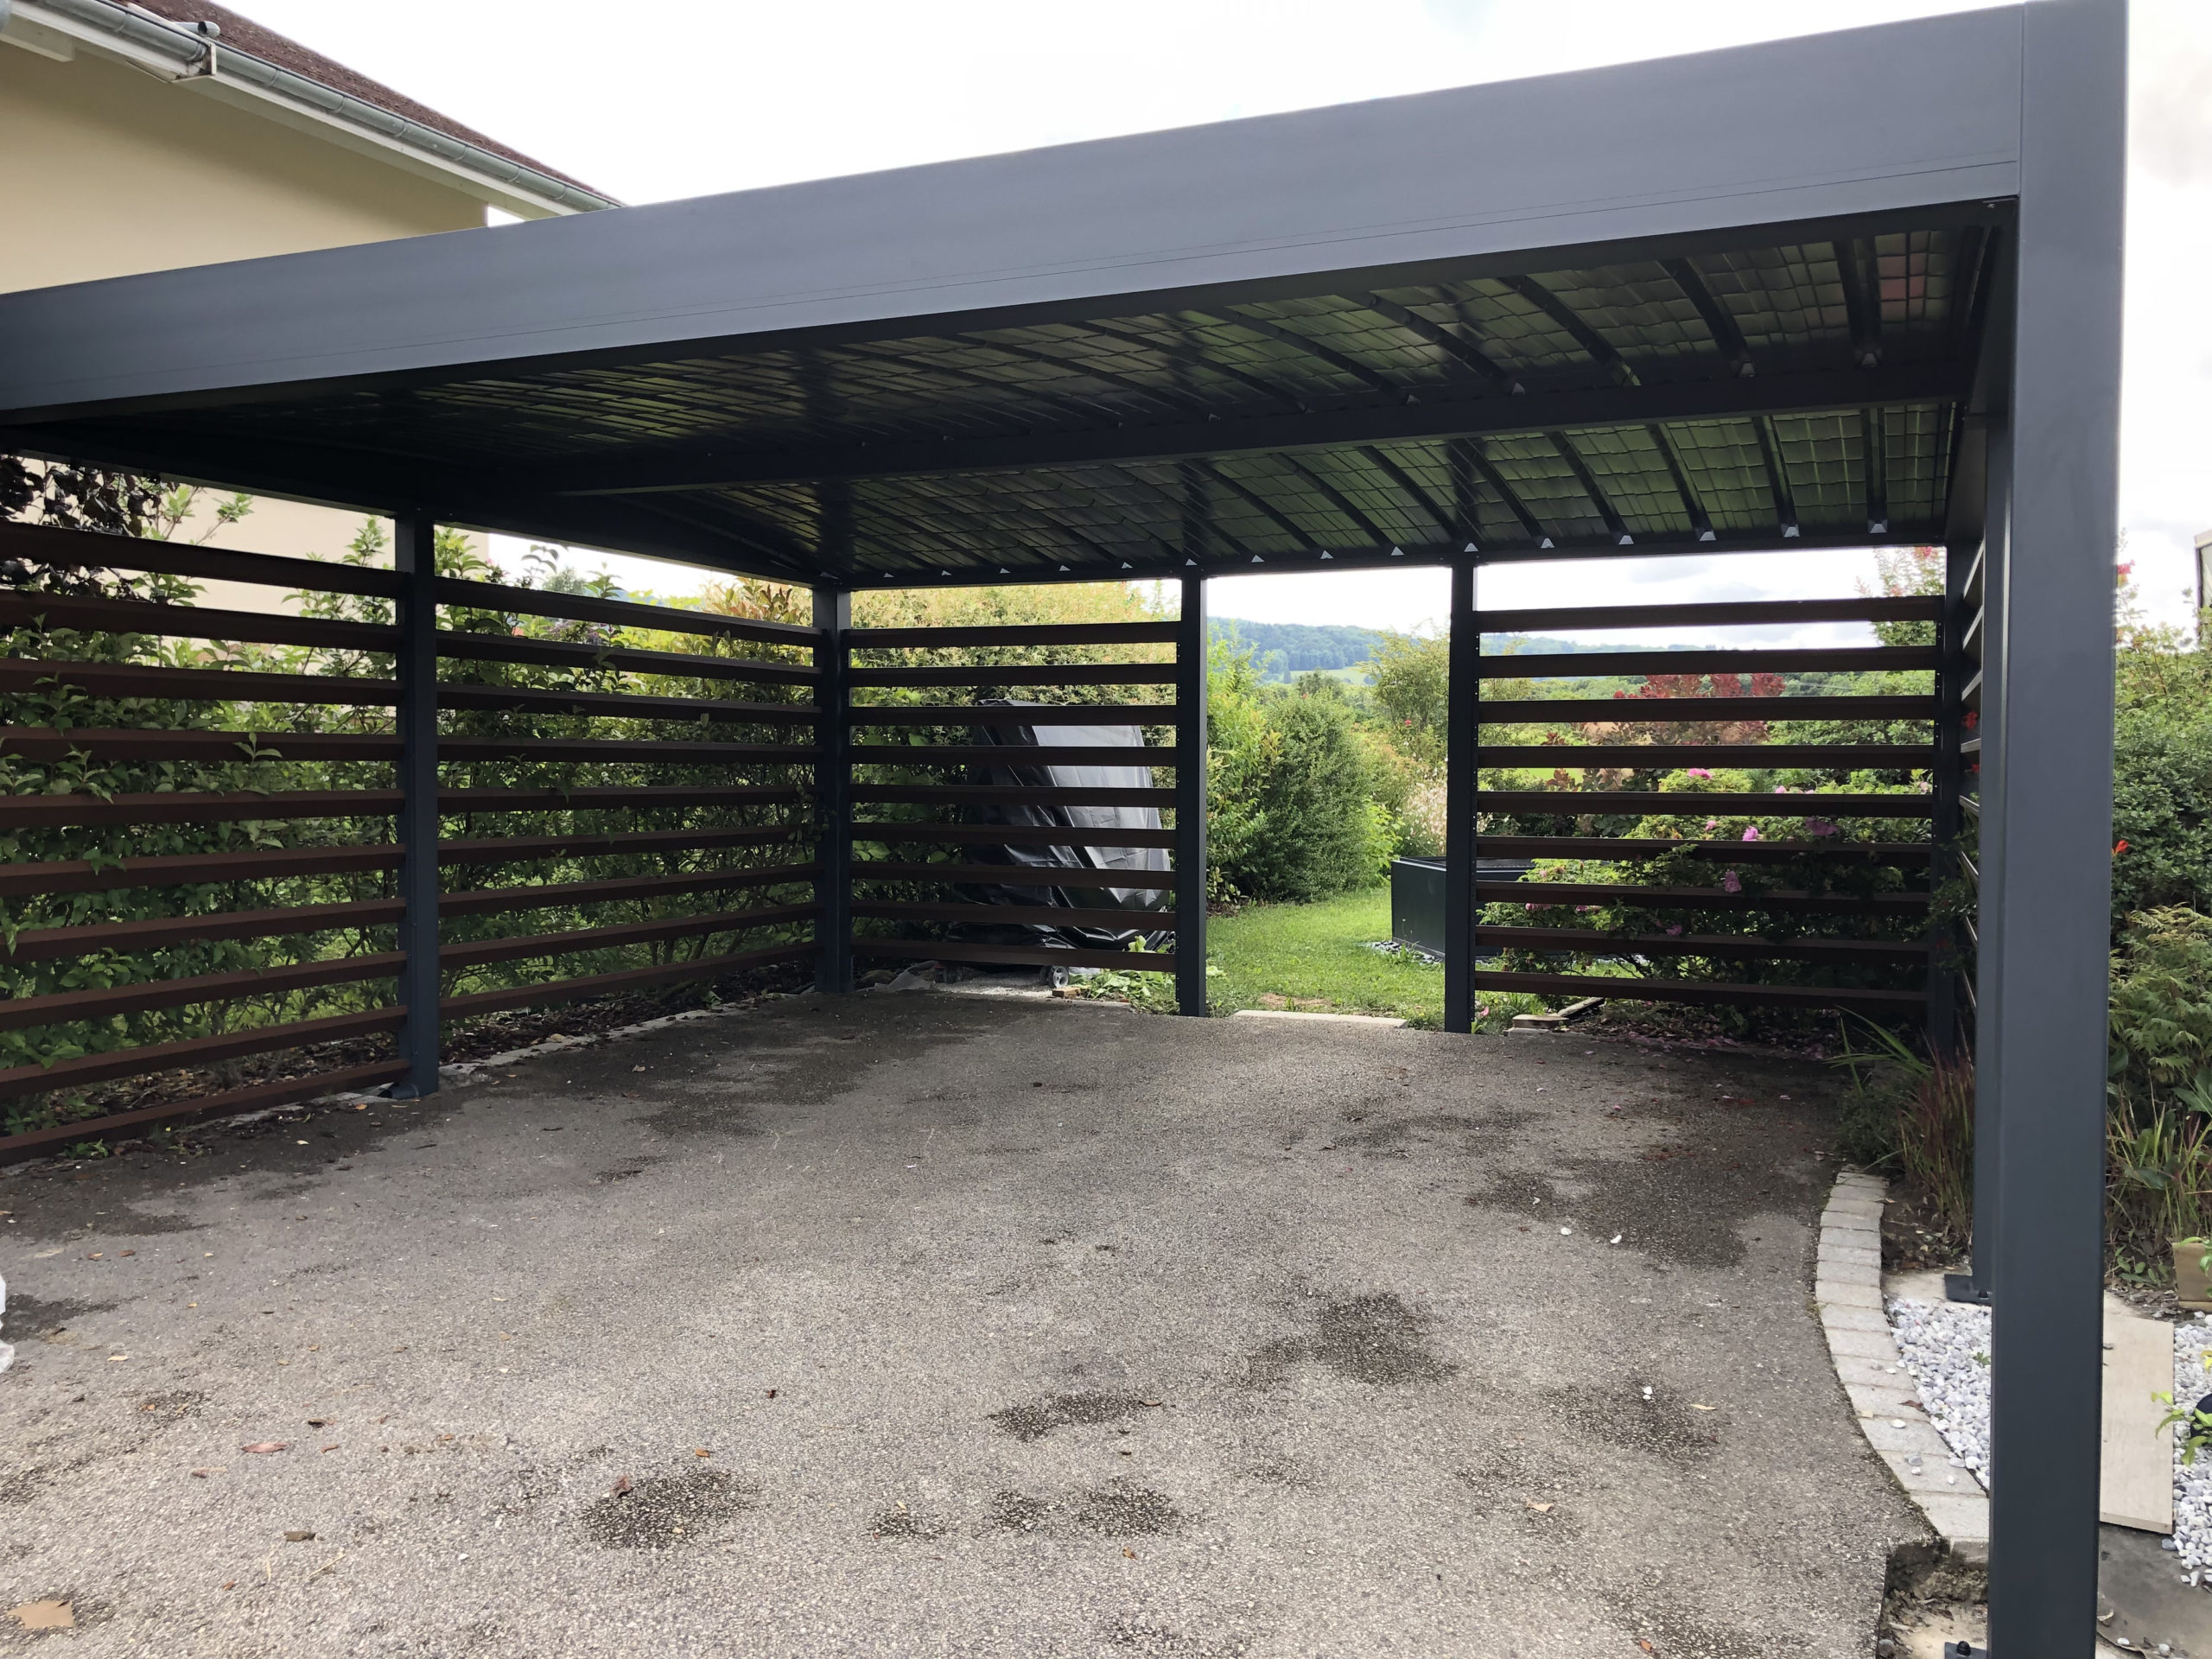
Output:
[{"xmin": 1890, "ymin": 1298, "xmax": 2212, "ymax": 1575}]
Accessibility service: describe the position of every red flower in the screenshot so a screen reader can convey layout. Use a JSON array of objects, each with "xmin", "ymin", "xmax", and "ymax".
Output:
[{"xmin": 2114, "ymin": 840, "xmax": 2130, "ymax": 856}]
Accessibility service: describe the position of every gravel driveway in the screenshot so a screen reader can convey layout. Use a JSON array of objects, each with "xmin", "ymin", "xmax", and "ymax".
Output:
[{"xmin": 1, "ymin": 992, "xmax": 1923, "ymax": 1656}]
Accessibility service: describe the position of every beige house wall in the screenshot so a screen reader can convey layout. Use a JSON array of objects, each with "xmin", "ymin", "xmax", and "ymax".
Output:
[{"xmin": 2, "ymin": 36, "xmax": 499, "ymax": 588}]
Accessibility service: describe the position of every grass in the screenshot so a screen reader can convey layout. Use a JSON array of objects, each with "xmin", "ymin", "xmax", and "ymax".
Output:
[{"xmin": 1203, "ymin": 887, "xmax": 1546, "ymax": 1030}]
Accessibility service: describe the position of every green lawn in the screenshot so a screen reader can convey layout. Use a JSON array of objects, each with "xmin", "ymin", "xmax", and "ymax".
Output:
[{"xmin": 1204, "ymin": 887, "xmax": 1544, "ymax": 1029}]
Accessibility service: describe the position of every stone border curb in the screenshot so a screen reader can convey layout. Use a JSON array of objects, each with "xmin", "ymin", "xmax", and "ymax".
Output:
[
  {"xmin": 1230, "ymin": 1009, "xmax": 1408, "ymax": 1028},
  {"xmin": 1815, "ymin": 1169, "xmax": 1991, "ymax": 1566}
]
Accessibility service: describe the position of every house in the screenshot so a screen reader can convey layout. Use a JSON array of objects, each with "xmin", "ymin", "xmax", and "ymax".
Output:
[{"xmin": 0, "ymin": 0, "xmax": 616, "ymax": 569}]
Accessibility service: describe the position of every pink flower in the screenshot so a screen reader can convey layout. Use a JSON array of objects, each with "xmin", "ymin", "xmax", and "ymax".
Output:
[
  {"xmin": 1774, "ymin": 785, "xmax": 1792, "ymax": 794},
  {"xmin": 1524, "ymin": 902, "xmax": 1540, "ymax": 912},
  {"xmin": 1741, "ymin": 825, "xmax": 1760, "ymax": 842},
  {"xmin": 1721, "ymin": 871, "xmax": 1743, "ymax": 893},
  {"xmin": 1575, "ymin": 905, "xmax": 1598, "ymax": 913},
  {"xmin": 1704, "ymin": 819, "xmax": 1720, "ymax": 831},
  {"xmin": 1666, "ymin": 925, "xmax": 1683, "ymax": 936},
  {"xmin": 1687, "ymin": 768, "xmax": 1713, "ymax": 780},
  {"xmin": 1803, "ymin": 818, "xmax": 1840, "ymax": 838}
]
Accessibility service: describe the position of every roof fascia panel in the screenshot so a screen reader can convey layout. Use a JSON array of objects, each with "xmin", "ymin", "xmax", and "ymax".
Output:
[{"xmin": 0, "ymin": 7, "xmax": 2023, "ymax": 421}]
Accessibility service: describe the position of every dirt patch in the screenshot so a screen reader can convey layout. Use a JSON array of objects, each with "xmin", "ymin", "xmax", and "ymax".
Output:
[
  {"xmin": 1071, "ymin": 1481, "xmax": 1184, "ymax": 1537},
  {"xmin": 868, "ymin": 1503, "xmax": 943, "ymax": 1540},
  {"xmin": 1546, "ymin": 1382, "xmax": 1721, "ymax": 1467},
  {"xmin": 988, "ymin": 1390, "xmax": 1150, "ymax": 1443},
  {"xmin": 578, "ymin": 1467, "xmax": 758, "ymax": 1549},
  {"xmin": 1243, "ymin": 1290, "xmax": 1454, "ymax": 1389},
  {"xmin": 988, "ymin": 1490, "xmax": 1054, "ymax": 1533},
  {"xmin": 0, "ymin": 1294, "xmax": 115, "ymax": 1340}
]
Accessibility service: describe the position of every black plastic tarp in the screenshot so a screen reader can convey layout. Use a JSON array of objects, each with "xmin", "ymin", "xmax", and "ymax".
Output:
[{"xmin": 952, "ymin": 701, "xmax": 1173, "ymax": 952}]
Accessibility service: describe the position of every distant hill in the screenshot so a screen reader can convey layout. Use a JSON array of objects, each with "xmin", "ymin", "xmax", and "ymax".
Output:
[
  {"xmin": 1209, "ymin": 620, "xmax": 1385, "ymax": 681},
  {"xmin": 1210, "ymin": 617, "xmax": 1711, "ymax": 683}
]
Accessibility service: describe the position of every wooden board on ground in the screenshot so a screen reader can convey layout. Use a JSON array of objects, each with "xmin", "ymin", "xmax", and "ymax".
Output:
[{"xmin": 2102, "ymin": 1301, "xmax": 2176, "ymax": 1534}]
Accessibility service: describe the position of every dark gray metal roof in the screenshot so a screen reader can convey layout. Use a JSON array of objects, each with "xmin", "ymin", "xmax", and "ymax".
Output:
[{"xmin": 0, "ymin": 5, "xmax": 2024, "ymax": 584}]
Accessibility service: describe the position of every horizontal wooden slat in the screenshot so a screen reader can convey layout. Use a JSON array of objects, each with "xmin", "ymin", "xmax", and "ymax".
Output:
[
  {"xmin": 1478, "ymin": 790, "xmax": 1935, "ymax": 817},
  {"xmin": 437, "ymin": 863, "xmax": 823, "ymax": 919},
  {"xmin": 0, "ymin": 953, "xmax": 407, "ymax": 1033},
  {"xmin": 0, "ymin": 827, "xmax": 806, "ymax": 898},
  {"xmin": 849, "ymin": 746, "xmax": 1172, "ymax": 768},
  {"xmin": 1470, "ymin": 969, "xmax": 1926, "ymax": 1012},
  {"xmin": 853, "ymin": 860, "xmax": 1177, "ymax": 890},
  {"xmin": 847, "ymin": 664, "xmax": 1177, "ymax": 688},
  {"xmin": 850, "ymin": 785, "xmax": 1174, "ymax": 807},
  {"xmin": 436, "ymin": 631, "xmax": 818, "ymax": 684},
  {"xmin": 434, "ymin": 577, "xmax": 821, "ymax": 646},
  {"xmin": 0, "ymin": 1059, "xmax": 412, "ymax": 1167},
  {"xmin": 440, "ymin": 904, "xmax": 820, "ymax": 971},
  {"xmin": 1475, "ymin": 696, "xmax": 1931, "ymax": 724},
  {"xmin": 0, "ymin": 731, "xmax": 810, "ymax": 764},
  {"xmin": 1476, "ymin": 836, "xmax": 1933, "ymax": 864},
  {"xmin": 1478, "ymin": 745, "xmax": 1929, "ymax": 769},
  {"xmin": 0, "ymin": 590, "xmax": 396, "ymax": 652},
  {"xmin": 855, "ymin": 938, "xmax": 1174, "ymax": 972},
  {"xmin": 1478, "ymin": 596, "xmax": 1941, "ymax": 633},
  {"xmin": 1474, "ymin": 925, "xmax": 1929, "ymax": 965},
  {"xmin": 1488, "ymin": 880, "xmax": 1927, "ymax": 913},
  {"xmin": 846, "ymin": 621, "xmax": 1179, "ymax": 649},
  {"xmin": 0, "ymin": 521, "xmax": 402, "ymax": 597},
  {"xmin": 0, "ymin": 1007, "xmax": 405, "ymax": 1100},
  {"xmin": 852, "ymin": 900, "xmax": 1175, "ymax": 930},
  {"xmin": 855, "ymin": 824, "xmax": 1178, "ymax": 849},
  {"xmin": 0, "ymin": 727, "xmax": 401, "ymax": 762},
  {"xmin": 848, "ymin": 703, "xmax": 1173, "ymax": 728},
  {"xmin": 0, "ymin": 864, "xmax": 824, "ymax": 963},
  {"xmin": 1480, "ymin": 646, "xmax": 1938, "ymax": 678},
  {"xmin": 438, "ymin": 942, "xmax": 818, "ymax": 1020},
  {"xmin": 0, "ymin": 785, "xmax": 804, "ymax": 830}
]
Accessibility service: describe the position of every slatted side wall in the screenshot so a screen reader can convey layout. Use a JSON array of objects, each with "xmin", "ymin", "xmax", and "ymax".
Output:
[
  {"xmin": 1466, "ymin": 589, "xmax": 1942, "ymax": 1019},
  {"xmin": 1946, "ymin": 540, "xmax": 1985, "ymax": 1052},
  {"xmin": 836, "ymin": 619, "xmax": 1185, "ymax": 977},
  {"xmin": 0, "ymin": 522, "xmax": 823, "ymax": 1164}
]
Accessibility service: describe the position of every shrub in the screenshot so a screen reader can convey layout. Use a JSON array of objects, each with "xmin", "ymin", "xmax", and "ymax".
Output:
[{"xmin": 1243, "ymin": 692, "xmax": 1386, "ymax": 901}]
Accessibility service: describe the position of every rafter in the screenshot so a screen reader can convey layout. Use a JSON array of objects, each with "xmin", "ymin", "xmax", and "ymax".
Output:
[
  {"xmin": 1198, "ymin": 460, "xmax": 1322, "ymax": 551},
  {"xmin": 1274, "ymin": 453, "xmax": 1394, "ymax": 547},
  {"xmin": 1543, "ymin": 430, "xmax": 1634, "ymax": 544},
  {"xmin": 1833, "ymin": 238, "xmax": 1883, "ymax": 368},
  {"xmin": 1658, "ymin": 258, "xmax": 1753, "ymax": 378},
  {"xmin": 1356, "ymin": 294, "xmax": 1521, "ymax": 390},
  {"xmin": 1643, "ymin": 425, "xmax": 1714, "ymax": 541},
  {"xmin": 1083, "ymin": 318, "xmax": 1310, "ymax": 412},
  {"xmin": 1753, "ymin": 416, "xmax": 1801, "ymax": 538},
  {"xmin": 1503, "ymin": 276, "xmax": 1638, "ymax": 387},
  {"xmin": 950, "ymin": 332, "xmax": 1206, "ymax": 418},
  {"xmin": 1188, "ymin": 308, "xmax": 1407, "ymax": 401},
  {"xmin": 1861, "ymin": 405, "xmax": 1890, "ymax": 534},
  {"xmin": 1357, "ymin": 445, "xmax": 1457, "ymax": 541},
  {"xmin": 1459, "ymin": 439, "xmax": 1550, "ymax": 547}
]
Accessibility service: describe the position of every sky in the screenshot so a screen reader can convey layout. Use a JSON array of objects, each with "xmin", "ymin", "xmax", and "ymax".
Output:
[{"xmin": 230, "ymin": 0, "xmax": 2212, "ymax": 645}]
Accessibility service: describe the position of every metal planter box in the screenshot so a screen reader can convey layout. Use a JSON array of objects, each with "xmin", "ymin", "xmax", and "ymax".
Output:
[{"xmin": 1389, "ymin": 857, "xmax": 1532, "ymax": 958}]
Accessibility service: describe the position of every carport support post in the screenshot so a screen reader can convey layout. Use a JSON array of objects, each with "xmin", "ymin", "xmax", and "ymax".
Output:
[
  {"xmin": 812, "ymin": 585, "xmax": 853, "ymax": 995},
  {"xmin": 1174, "ymin": 575, "xmax": 1209, "ymax": 1015},
  {"xmin": 391, "ymin": 512, "xmax": 442, "ymax": 1100},
  {"xmin": 1443, "ymin": 560, "xmax": 1477, "ymax": 1033},
  {"xmin": 1985, "ymin": 1, "xmax": 2126, "ymax": 1650}
]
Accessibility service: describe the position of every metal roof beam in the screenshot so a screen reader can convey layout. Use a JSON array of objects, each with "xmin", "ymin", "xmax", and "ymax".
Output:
[
  {"xmin": 1356, "ymin": 293, "xmax": 1521, "ymax": 390},
  {"xmin": 1503, "ymin": 276, "xmax": 1638, "ymax": 386},
  {"xmin": 1861, "ymin": 405, "xmax": 1890, "ymax": 534},
  {"xmin": 1542, "ymin": 430, "xmax": 1635, "ymax": 544},
  {"xmin": 1357, "ymin": 446, "xmax": 1458, "ymax": 541},
  {"xmin": 1659, "ymin": 257, "xmax": 1753, "ymax": 378},
  {"xmin": 1753, "ymin": 414, "xmax": 1802, "ymax": 539},
  {"xmin": 1186, "ymin": 308, "xmax": 1407, "ymax": 401},
  {"xmin": 495, "ymin": 359, "xmax": 1963, "ymax": 496},
  {"xmin": 1643, "ymin": 424, "xmax": 1715, "ymax": 541},
  {"xmin": 1459, "ymin": 439, "xmax": 1550, "ymax": 547}
]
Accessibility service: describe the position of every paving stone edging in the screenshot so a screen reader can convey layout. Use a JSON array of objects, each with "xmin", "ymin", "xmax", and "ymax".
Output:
[{"xmin": 1815, "ymin": 1169, "xmax": 1992, "ymax": 1566}]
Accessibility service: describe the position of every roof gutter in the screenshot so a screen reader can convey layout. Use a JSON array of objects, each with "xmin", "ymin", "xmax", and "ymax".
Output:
[{"xmin": 1, "ymin": 0, "xmax": 620, "ymax": 217}]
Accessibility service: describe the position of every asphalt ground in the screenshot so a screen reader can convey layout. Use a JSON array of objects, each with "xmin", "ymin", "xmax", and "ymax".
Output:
[{"xmin": 0, "ymin": 992, "xmax": 1924, "ymax": 1657}]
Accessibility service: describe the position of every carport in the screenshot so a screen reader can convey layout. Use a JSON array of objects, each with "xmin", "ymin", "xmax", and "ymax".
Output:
[{"xmin": 0, "ymin": 4, "xmax": 2125, "ymax": 1649}]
